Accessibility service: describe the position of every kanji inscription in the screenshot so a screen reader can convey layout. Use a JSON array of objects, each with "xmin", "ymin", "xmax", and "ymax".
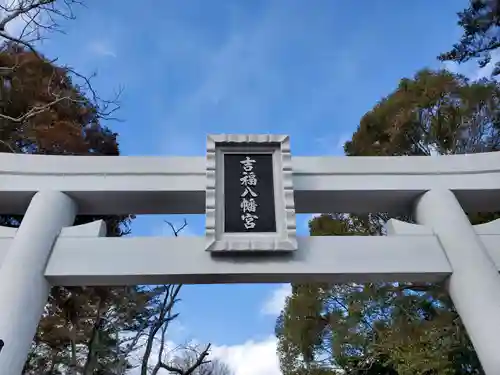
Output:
[{"xmin": 223, "ymin": 153, "xmax": 276, "ymax": 233}]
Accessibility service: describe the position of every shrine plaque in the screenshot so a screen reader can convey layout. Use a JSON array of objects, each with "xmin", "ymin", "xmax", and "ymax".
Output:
[
  {"xmin": 205, "ymin": 134, "xmax": 297, "ymax": 253},
  {"xmin": 223, "ymin": 153, "xmax": 276, "ymax": 233}
]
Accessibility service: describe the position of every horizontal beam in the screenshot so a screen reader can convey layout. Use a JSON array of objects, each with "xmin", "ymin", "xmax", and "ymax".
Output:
[
  {"xmin": 41, "ymin": 236, "xmax": 453, "ymax": 285},
  {"xmin": 0, "ymin": 152, "xmax": 499, "ymax": 215},
  {"xmin": 0, "ymin": 231, "xmax": 498, "ymax": 286}
]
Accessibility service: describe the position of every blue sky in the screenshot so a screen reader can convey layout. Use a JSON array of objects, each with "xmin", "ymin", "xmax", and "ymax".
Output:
[{"xmin": 35, "ymin": 0, "xmax": 474, "ymax": 373}]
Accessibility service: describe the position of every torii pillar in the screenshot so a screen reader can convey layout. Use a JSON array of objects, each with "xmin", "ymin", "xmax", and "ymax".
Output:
[
  {"xmin": 415, "ymin": 189, "xmax": 500, "ymax": 375},
  {"xmin": 0, "ymin": 191, "xmax": 77, "ymax": 374}
]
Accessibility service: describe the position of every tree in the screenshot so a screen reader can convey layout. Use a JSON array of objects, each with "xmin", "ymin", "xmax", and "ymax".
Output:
[
  {"xmin": 276, "ymin": 69, "xmax": 500, "ymax": 374},
  {"xmin": 439, "ymin": 0, "xmax": 500, "ymax": 76},
  {"xmin": 7, "ymin": 43, "xmax": 143, "ymax": 375},
  {"xmin": 0, "ymin": 0, "xmax": 121, "ymax": 156},
  {"xmin": 0, "ymin": 1, "xmax": 152, "ymax": 374},
  {"xmin": 131, "ymin": 220, "xmax": 223, "ymax": 375},
  {"xmin": 163, "ymin": 346, "xmax": 232, "ymax": 375},
  {"xmin": 0, "ymin": 3, "xmax": 220, "ymax": 374}
]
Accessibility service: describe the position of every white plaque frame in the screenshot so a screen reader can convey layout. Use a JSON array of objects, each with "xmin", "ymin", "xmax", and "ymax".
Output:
[{"xmin": 205, "ymin": 134, "xmax": 297, "ymax": 253}]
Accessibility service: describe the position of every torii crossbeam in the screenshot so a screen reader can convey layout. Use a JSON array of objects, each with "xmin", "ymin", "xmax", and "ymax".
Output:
[{"xmin": 0, "ymin": 134, "xmax": 500, "ymax": 374}]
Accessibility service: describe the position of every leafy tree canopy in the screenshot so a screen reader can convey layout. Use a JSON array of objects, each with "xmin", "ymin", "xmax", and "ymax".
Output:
[
  {"xmin": 439, "ymin": 0, "xmax": 500, "ymax": 76},
  {"xmin": 0, "ymin": 43, "xmax": 120, "ymax": 156},
  {"xmin": 0, "ymin": 2, "xmax": 219, "ymax": 374},
  {"xmin": 276, "ymin": 69, "xmax": 500, "ymax": 375},
  {"xmin": 0, "ymin": 43, "xmax": 148, "ymax": 374}
]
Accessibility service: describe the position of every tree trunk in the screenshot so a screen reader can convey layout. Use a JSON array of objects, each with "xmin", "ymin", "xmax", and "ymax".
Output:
[
  {"xmin": 83, "ymin": 297, "xmax": 105, "ymax": 375},
  {"xmin": 69, "ymin": 322, "xmax": 78, "ymax": 375}
]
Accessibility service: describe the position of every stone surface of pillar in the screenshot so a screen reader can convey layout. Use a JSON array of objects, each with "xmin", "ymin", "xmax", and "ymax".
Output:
[
  {"xmin": 414, "ymin": 189, "xmax": 500, "ymax": 375},
  {"xmin": 0, "ymin": 191, "xmax": 76, "ymax": 374}
]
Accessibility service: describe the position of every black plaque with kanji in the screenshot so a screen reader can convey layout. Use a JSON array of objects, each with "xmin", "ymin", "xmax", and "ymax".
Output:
[{"xmin": 223, "ymin": 153, "xmax": 276, "ymax": 233}]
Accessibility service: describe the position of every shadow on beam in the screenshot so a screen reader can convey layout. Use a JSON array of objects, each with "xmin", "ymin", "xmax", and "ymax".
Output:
[{"xmin": 42, "ymin": 236, "xmax": 452, "ymax": 286}]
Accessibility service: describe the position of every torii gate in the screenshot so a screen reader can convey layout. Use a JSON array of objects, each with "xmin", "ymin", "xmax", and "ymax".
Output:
[{"xmin": 0, "ymin": 134, "xmax": 500, "ymax": 374}]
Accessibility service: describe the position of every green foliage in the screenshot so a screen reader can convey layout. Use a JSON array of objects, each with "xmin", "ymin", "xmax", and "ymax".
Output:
[
  {"xmin": 439, "ymin": 0, "xmax": 500, "ymax": 76},
  {"xmin": 0, "ymin": 41, "xmax": 221, "ymax": 375},
  {"xmin": 0, "ymin": 43, "xmax": 157, "ymax": 374},
  {"xmin": 276, "ymin": 69, "xmax": 498, "ymax": 375},
  {"xmin": 345, "ymin": 69, "xmax": 500, "ymax": 157}
]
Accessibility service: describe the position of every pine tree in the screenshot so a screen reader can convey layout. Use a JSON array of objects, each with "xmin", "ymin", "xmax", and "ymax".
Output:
[{"xmin": 439, "ymin": 0, "xmax": 500, "ymax": 76}]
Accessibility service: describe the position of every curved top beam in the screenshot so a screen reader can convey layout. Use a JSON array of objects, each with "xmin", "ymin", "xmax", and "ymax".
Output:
[
  {"xmin": 0, "ymin": 152, "xmax": 498, "ymax": 215},
  {"xmin": 0, "ymin": 150, "xmax": 498, "ymax": 175}
]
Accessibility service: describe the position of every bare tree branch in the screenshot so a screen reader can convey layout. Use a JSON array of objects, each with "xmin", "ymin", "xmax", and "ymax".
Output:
[
  {"xmin": 158, "ymin": 344, "xmax": 211, "ymax": 375},
  {"xmin": 0, "ymin": 138, "xmax": 15, "ymax": 152},
  {"xmin": 165, "ymin": 344, "xmax": 234, "ymax": 375},
  {"xmin": 138, "ymin": 220, "xmax": 222, "ymax": 375},
  {"xmin": 0, "ymin": 0, "xmax": 122, "ymax": 157},
  {"xmin": 165, "ymin": 218, "xmax": 188, "ymax": 237}
]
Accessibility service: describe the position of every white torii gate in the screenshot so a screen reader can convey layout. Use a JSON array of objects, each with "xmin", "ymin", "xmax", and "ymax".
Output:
[{"xmin": 0, "ymin": 134, "xmax": 500, "ymax": 374}]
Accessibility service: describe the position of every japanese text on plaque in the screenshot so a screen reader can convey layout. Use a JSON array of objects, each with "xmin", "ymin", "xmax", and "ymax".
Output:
[{"xmin": 240, "ymin": 156, "xmax": 259, "ymax": 229}]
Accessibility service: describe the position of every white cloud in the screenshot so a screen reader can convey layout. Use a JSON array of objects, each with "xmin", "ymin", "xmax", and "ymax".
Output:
[
  {"xmin": 314, "ymin": 133, "xmax": 351, "ymax": 155},
  {"xmin": 0, "ymin": 0, "xmax": 37, "ymax": 41},
  {"xmin": 211, "ymin": 336, "xmax": 281, "ymax": 375},
  {"xmin": 0, "ymin": 0, "xmax": 78, "ymax": 46},
  {"xmin": 442, "ymin": 60, "xmax": 461, "ymax": 74},
  {"xmin": 472, "ymin": 50, "xmax": 500, "ymax": 80},
  {"xmin": 261, "ymin": 284, "xmax": 291, "ymax": 316},
  {"xmin": 87, "ymin": 40, "xmax": 117, "ymax": 58},
  {"xmin": 126, "ymin": 334, "xmax": 282, "ymax": 375},
  {"xmin": 442, "ymin": 50, "xmax": 500, "ymax": 81},
  {"xmin": 160, "ymin": 2, "xmax": 360, "ymax": 152},
  {"xmin": 335, "ymin": 133, "xmax": 351, "ymax": 152},
  {"xmin": 161, "ymin": 19, "xmax": 283, "ymax": 136}
]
